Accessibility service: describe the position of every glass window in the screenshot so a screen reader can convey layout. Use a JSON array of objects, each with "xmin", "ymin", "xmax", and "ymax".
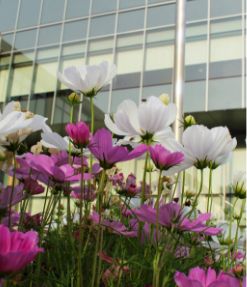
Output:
[
  {"xmin": 18, "ymin": 0, "xmax": 41, "ymax": 28},
  {"xmin": 117, "ymin": 32, "xmax": 143, "ymax": 48},
  {"xmin": 66, "ymin": 0, "xmax": 90, "ymax": 19},
  {"xmin": 208, "ymin": 77, "xmax": 241, "ymax": 110},
  {"xmin": 92, "ymin": 0, "xmax": 116, "ymax": 14},
  {"xmin": 149, "ymin": 0, "xmax": 174, "ymax": 3},
  {"xmin": 13, "ymin": 52, "xmax": 34, "ymax": 64},
  {"xmin": 145, "ymin": 45, "xmax": 174, "ymax": 70},
  {"xmin": 41, "ymin": 0, "xmax": 65, "ymax": 24},
  {"xmin": 119, "ymin": 0, "xmax": 144, "ymax": 9},
  {"xmin": 184, "ymin": 81, "xmax": 206, "ymax": 112},
  {"xmin": 38, "ymin": 25, "xmax": 62, "ymax": 46},
  {"xmin": 118, "ymin": 10, "xmax": 144, "ymax": 33},
  {"xmin": 0, "ymin": 34, "xmax": 13, "ymax": 52},
  {"xmin": 34, "ymin": 61, "xmax": 58, "ymax": 93},
  {"xmin": 186, "ymin": 0, "xmax": 208, "ymax": 21},
  {"xmin": 0, "ymin": 0, "xmax": 18, "ymax": 32},
  {"xmin": 37, "ymin": 47, "xmax": 60, "ymax": 60},
  {"xmin": 94, "ymin": 90, "xmax": 109, "ymax": 114},
  {"xmin": 0, "ymin": 69, "xmax": 9, "ymax": 102},
  {"xmin": 117, "ymin": 50, "xmax": 143, "ymax": 74},
  {"xmin": 90, "ymin": 15, "xmax": 115, "ymax": 37},
  {"xmin": 211, "ymin": 0, "xmax": 242, "ymax": 18},
  {"xmin": 142, "ymin": 84, "xmax": 172, "ymax": 99},
  {"xmin": 147, "ymin": 4, "xmax": 175, "ymax": 27},
  {"xmin": 111, "ymin": 88, "xmax": 140, "ymax": 112},
  {"xmin": 89, "ymin": 37, "xmax": 114, "ymax": 52},
  {"xmin": 62, "ymin": 42, "xmax": 86, "ymax": 56},
  {"xmin": 89, "ymin": 54, "xmax": 114, "ymax": 65},
  {"xmin": 29, "ymin": 95, "xmax": 53, "ymax": 118},
  {"xmin": 14, "ymin": 29, "xmax": 37, "ymax": 50},
  {"xmin": 63, "ymin": 20, "xmax": 88, "ymax": 42},
  {"xmin": 0, "ymin": 55, "xmax": 11, "ymax": 67},
  {"xmin": 10, "ymin": 66, "xmax": 33, "ymax": 97},
  {"xmin": 53, "ymin": 94, "xmax": 71, "ymax": 124},
  {"xmin": 146, "ymin": 28, "xmax": 174, "ymax": 44}
]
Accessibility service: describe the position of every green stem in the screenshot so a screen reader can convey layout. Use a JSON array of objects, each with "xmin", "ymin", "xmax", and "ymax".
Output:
[
  {"xmin": 90, "ymin": 97, "xmax": 95, "ymax": 171},
  {"xmin": 155, "ymin": 170, "xmax": 163, "ymax": 241},
  {"xmin": 171, "ymin": 173, "xmax": 180, "ymax": 201},
  {"xmin": 234, "ymin": 199, "xmax": 245, "ymax": 251},
  {"xmin": 207, "ymin": 168, "xmax": 213, "ymax": 213},
  {"xmin": 8, "ymin": 153, "xmax": 17, "ymax": 227},
  {"xmin": 91, "ymin": 169, "xmax": 106, "ymax": 287},
  {"xmin": 141, "ymin": 151, "xmax": 149, "ymax": 204},
  {"xmin": 181, "ymin": 171, "xmax": 186, "ymax": 206}
]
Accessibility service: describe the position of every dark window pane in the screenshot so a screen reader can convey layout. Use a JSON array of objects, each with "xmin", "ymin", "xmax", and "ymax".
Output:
[
  {"xmin": 111, "ymin": 88, "xmax": 139, "ymax": 112},
  {"xmin": 0, "ymin": 0, "xmax": 18, "ymax": 32},
  {"xmin": 118, "ymin": 10, "xmax": 144, "ymax": 33},
  {"xmin": 14, "ymin": 29, "xmax": 37, "ymax": 50},
  {"xmin": 18, "ymin": 0, "xmax": 41, "ymax": 28},
  {"xmin": 41, "ymin": 0, "xmax": 65, "ymax": 24},
  {"xmin": 63, "ymin": 20, "xmax": 88, "ymax": 42},
  {"xmin": 184, "ymin": 81, "xmax": 205, "ymax": 112},
  {"xmin": 147, "ymin": 4, "xmax": 175, "ymax": 27},
  {"xmin": 38, "ymin": 25, "xmax": 61, "ymax": 46},
  {"xmin": 211, "ymin": 0, "xmax": 242, "ymax": 17},
  {"xmin": 66, "ymin": 0, "xmax": 90, "ymax": 19},
  {"xmin": 119, "ymin": 0, "xmax": 144, "ymax": 9},
  {"xmin": 90, "ymin": 15, "xmax": 115, "ymax": 37},
  {"xmin": 92, "ymin": 0, "xmax": 116, "ymax": 14},
  {"xmin": 186, "ymin": 0, "xmax": 208, "ymax": 21}
]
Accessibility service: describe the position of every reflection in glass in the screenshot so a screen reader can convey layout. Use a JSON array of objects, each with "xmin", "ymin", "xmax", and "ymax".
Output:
[
  {"xmin": 53, "ymin": 92, "xmax": 71, "ymax": 124},
  {"xmin": 63, "ymin": 20, "xmax": 88, "ymax": 42},
  {"xmin": 0, "ymin": 69, "xmax": 9, "ymax": 102},
  {"xmin": 94, "ymin": 90, "xmax": 109, "ymax": 114},
  {"xmin": 211, "ymin": 0, "xmax": 242, "ymax": 18},
  {"xmin": 90, "ymin": 15, "xmax": 115, "ymax": 37},
  {"xmin": 10, "ymin": 66, "xmax": 33, "ymax": 97},
  {"xmin": 1, "ymin": 34, "xmax": 14, "ymax": 52},
  {"xmin": 38, "ymin": 25, "xmax": 62, "ymax": 46},
  {"xmin": 0, "ymin": 0, "xmax": 18, "ymax": 32},
  {"xmin": 18, "ymin": 0, "xmax": 41, "ymax": 28},
  {"xmin": 118, "ymin": 10, "xmax": 144, "ymax": 33},
  {"xmin": 186, "ymin": 0, "xmax": 207, "ymax": 21},
  {"xmin": 14, "ymin": 29, "xmax": 37, "ymax": 50},
  {"xmin": 29, "ymin": 94, "xmax": 53, "ymax": 118},
  {"xmin": 147, "ymin": 4, "xmax": 175, "ymax": 27},
  {"xmin": 142, "ymin": 84, "xmax": 171, "ymax": 99},
  {"xmin": 145, "ymin": 45, "xmax": 173, "ymax": 70},
  {"xmin": 34, "ymin": 61, "xmax": 58, "ymax": 93},
  {"xmin": 41, "ymin": 0, "xmax": 65, "ymax": 24},
  {"xmin": 92, "ymin": 0, "xmax": 116, "ymax": 14},
  {"xmin": 208, "ymin": 77, "xmax": 241, "ymax": 110},
  {"xmin": 111, "ymin": 88, "xmax": 139, "ymax": 112},
  {"xmin": 66, "ymin": 0, "xmax": 90, "ymax": 19},
  {"xmin": 184, "ymin": 81, "xmax": 205, "ymax": 112},
  {"xmin": 119, "ymin": 0, "xmax": 144, "ymax": 9}
]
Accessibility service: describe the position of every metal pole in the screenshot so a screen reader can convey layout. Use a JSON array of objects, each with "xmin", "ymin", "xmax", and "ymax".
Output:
[{"xmin": 173, "ymin": 0, "xmax": 186, "ymax": 143}]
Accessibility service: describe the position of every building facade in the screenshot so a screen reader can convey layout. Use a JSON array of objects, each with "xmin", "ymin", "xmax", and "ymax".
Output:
[{"xmin": 0, "ymin": 0, "xmax": 246, "ymax": 213}]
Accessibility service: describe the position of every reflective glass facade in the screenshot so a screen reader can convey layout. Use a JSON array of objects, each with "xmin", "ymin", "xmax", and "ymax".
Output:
[{"xmin": 0, "ymin": 0, "xmax": 245, "ymax": 217}]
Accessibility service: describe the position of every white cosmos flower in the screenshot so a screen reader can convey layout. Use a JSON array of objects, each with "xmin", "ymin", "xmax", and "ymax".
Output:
[
  {"xmin": 163, "ymin": 125, "xmax": 237, "ymax": 174},
  {"xmin": 58, "ymin": 61, "xmax": 117, "ymax": 96},
  {"xmin": 105, "ymin": 96, "xmax": 176, "ymax": 144},
  {"xmin": 0, "ymin": 102, "xmax": 49, "ymax": 145}
]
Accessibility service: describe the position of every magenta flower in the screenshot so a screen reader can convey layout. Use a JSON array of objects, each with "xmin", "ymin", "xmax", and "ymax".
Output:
[
  {"xmin": 89, "ymin": 128, "xmax": 147, "ymax": 169},
  {"xmin": 66, "ymin": 121, "xmax": 90, "ymax": 148},
  {"xmin": 23, "ymin": 179, "xmax": 44, "ymax": 195},
  {"xmin": 174, "ymin": 267, "xmax": 243, "ymax": 287},
  {"xmin": 134, "ymin": 202, "xmax": 222, "ymax": 236},
  {"xmin": 0, "ymin": 184, "xmax": 24, "ymax": 209},
  {"xmin": 149, "ymin": 144, "xmax": 184, "ymax": 170},
  {"xmin": 0, "ymin": 225, "xmax": 43, "ymax": 274}
]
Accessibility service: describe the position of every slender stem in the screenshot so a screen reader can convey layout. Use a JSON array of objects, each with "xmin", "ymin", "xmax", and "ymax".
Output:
[
  {"xmin": 141, "ymin": 152, "xmax": 149, "ymax": 204},
  {"xmin": 234, "ymin": 199, "xmax": 245, "ymax": 251},
  {"xmin": 181, "ymin": 171, "xmax": 186, "ymax": 206},
  {"xmin": 90, "ymin": 97, "xmax": 95, "ymax": 171},
  {"xmin": 155, "ymin": 170, "xmax": 163, "ymax": 241},
  {"xmin": 91, "ymin": 169, "xmax": 106, "ymax": 287},
  {"xmin": 207, "ymin": 168, "xmax": 213, "ymax": 213},
  {"xmin": 8, "ymin": 152, "xmax": 17, "ymax": 227},
  {"xmin": 171, "ymin": 173, "xmax": 180, "ymax": 201}
]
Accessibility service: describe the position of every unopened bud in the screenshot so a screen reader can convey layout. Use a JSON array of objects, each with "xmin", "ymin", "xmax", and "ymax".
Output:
[
  {"xmin": 159, "ymin": 93, "xmax": 170, "ymax": 106},
  {"xmin": 68, "ymin": 92, "xmax": 80, "ymax": 105},
  {"xmin": 184, "ymin": 115, "xmax": 196, "ymax": 129}
]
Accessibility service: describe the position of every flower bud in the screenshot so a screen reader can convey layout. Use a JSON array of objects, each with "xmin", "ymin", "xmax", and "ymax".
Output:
[
  {"xmin": 159, "ymin": 93, "xmax": 170, "ymax": 105},
  {"xmin": 233, "ymin": 171, "xmax": 246, "ymax": 199},
  {"xmin": 65, "ymin": 121, "xmax": 90, "ymax": 148},
  {"xmin": 68, "ymin": 92, "xmax": 80, "ymax": 105},
  {"xmin": 184, "ymin": 115, "xmax": 196, "ymax": 129}
]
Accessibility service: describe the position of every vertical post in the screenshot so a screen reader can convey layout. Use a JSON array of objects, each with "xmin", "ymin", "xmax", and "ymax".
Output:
[{"xmin": 173, "ymin": 0, "xmax": 186, "ymax": 143}]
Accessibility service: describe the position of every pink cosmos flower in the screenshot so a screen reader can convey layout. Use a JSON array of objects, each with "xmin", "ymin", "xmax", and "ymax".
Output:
[
  {"xmin": 174, "ymin": 267, "xmax": 243, "ymax": 287},
  {"xmin": 89, "ymin": 128, "xmax": 147, "ymax": 169},
  {"xmin": 134, "ymin": 202, "xmax": 222, "ymax": 236},
  {"xmin": 65, "ymin": 121, "xmax": 90, "ymax": 148},
  {"xmin": 0, "ymin": 184, "xmax": 24, "ymax": 209},
  {"xmin": 23, "ymin": 178, "xmax": 44, "ymax": 195},
  {"xmin": 149, "ymin": 144, "xmax": 184, "ymax": 170},
  {"xmin": 0, "ymin": 225, "xmax": 43, "ymax": 274}
]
